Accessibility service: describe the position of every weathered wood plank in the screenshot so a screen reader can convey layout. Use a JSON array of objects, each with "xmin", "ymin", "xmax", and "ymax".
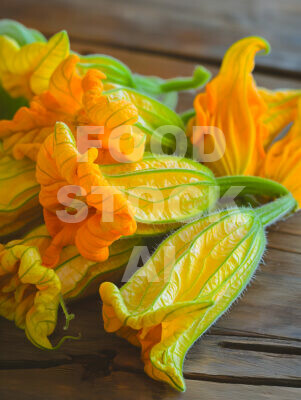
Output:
[
  {"xmin": 183, "ymin": 335, "xmax": 301, "ymax": 381},
  {"xmin": 1, "ymin": 313, "xmax": 301, "ymax": 398},
  {"xmin": 267, "ymin": 228, "xmax": 301, "ymax": 254},
  {"xmin": 1, "ymin": 366, "xmax": 300, "ymax": 400},
  {"xmin": 216, "ymin": 247, "xmax": 301, "ymax": 338},
  {"xmin": 269, "ymin": 212, "xmax": 301, "ymax": 236},
  {"xmin": 1, "ymin": 311, "xmax": 300, "ymax": 383},
  {"xmin": 2, "ymin": 0, "xmax": 301, "ymax": 75},
  {"xmin": 267, "ymin": 231, "xmax": 301, "ymax": 254},
  {"xmin": 113, "ymin": 335, "xmax": 301, "ymax": 383}
]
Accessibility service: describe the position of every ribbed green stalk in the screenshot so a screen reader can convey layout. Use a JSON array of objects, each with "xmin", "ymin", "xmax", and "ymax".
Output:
[
  {"xmin": 217, "ymin": 175, "xmax": 289, "ymax": 197},
  {"xmin": 256, "ymin": 193, "xmax": 297, "ymax": 227}
]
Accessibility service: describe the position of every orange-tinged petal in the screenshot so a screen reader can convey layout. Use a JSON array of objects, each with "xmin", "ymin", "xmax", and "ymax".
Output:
[
  {"xmin": 189, "ymin": 36, "xmax": 270, "ymax": 176},
  {"xmin": 48, "ymin": 54, "xmax": 83, "ymax": 113},
  {"xmin": 36, "ymin": 122, "xmax": 137, "ymax": 266},
  {"xmin": 81, "ymin": 69, "xmax": 141, "ymax": 163},
  {"xmin": 0, "ymin": 54, "xmax": 143, "ymax": 163},
  {"xmin": 0, "ymin": 98, "xmax": 59, "ymax": 161},
  {"xmin": 259, "ymin": 88, "xmax": 301, "ymax": 148},
  {"xmin": 260, "ymin": 99, "xmax": 301, "ymax": 207}
]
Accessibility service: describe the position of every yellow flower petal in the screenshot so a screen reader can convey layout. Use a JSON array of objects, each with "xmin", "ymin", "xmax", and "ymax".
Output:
[
  {"xmin": 0, "ymin": 31, "xmax": 69, "ymax": 99},
  {"xmin": 0, "ymin": 54, "xmax": 142, "ymax": 163},
  {"xmin": 188, "ymin": 36, "xmax": 270, "ymax": 176},
  {"xmin": 0, "ymin": 243, "xmax": 61, "ymax": 349}
]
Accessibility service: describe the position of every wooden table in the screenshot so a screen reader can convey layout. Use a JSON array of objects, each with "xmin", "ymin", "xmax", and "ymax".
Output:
[{"xmin": 1, "ymin": 1, "xmax": 301, "ymax": 399}]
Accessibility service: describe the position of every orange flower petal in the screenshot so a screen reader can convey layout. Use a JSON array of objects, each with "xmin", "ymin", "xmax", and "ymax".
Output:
[
  {"xmin": 261, "ymin": 99, "xmax": 301, "ymax": 207},
  {"xmin": 36, "ymin": 122, "xmax": 137, "ymax": 266},
  {"xmin": 189, "ymin": 37, "xmax": 270, "ymax": 176},
  {"xmin": 259, "ymin": 88, "xmax": 301, "ymax": 148},
  {"xmin": 0, "ymin": 54, "xmax": 143, "ymax": 164}
]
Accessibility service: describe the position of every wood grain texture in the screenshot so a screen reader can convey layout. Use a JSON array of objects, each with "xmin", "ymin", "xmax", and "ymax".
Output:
[
  {"xmin": 2, "ymin": 0, "xmax": 301, "ymax": 75},
  {"xmin": 1, "ymin": 367, "xmax": 301, "ymax": 400},
  {"xmin": 0, "ymin": 294, "xmax": 300, "ymax": 399}
]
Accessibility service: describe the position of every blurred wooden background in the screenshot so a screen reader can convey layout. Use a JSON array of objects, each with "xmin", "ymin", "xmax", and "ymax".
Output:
[{"xmin": 0, "ymin": 1, "xmax": 301, "ymax": 399}]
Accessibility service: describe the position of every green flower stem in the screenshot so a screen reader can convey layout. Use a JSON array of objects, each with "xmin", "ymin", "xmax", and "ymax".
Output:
[
  {"xmin": 159, "ymin": 66, "xmax": 211, "ymax": 92},
  {"xmin": 59, "ymin": 294, "xmax": 75, "ymax": 330},
  {"xmin": 133, "ymin": 66, "xmax": 210, "ymax": 96},
  {"xmin": 256, "ymin": 193, "xmax": 297, "ymax": 227},
  {"xmin": 51, "ymin": 333, "xmax": 81, "ymax": 351},
  {"xmin": 216, "ymin": 175, "xmax": 290, "ymax": 198}
]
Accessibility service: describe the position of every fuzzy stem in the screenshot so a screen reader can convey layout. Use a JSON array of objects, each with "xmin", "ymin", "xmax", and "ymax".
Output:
[{"xmin": 256, "ymin": 193, "xmax": 297, "ymax": 227}]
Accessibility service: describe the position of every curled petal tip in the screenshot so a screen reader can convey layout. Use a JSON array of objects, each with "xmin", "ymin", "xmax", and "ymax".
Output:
[{"xmin": 194, "ymin": 65, "xmax": 211, "ymax": 85}]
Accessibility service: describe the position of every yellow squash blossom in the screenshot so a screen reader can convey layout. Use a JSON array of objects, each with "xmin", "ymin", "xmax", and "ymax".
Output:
[
  {"xmin": 100, "ymin": 193, "xmax": 296, "ymax": 391},
  {"xmin": 187, "ymin": 36, "xmax": 301, "ymax": 205},
  {"xmin": 0, "ymin": 224, "xmax": 141, "ymax": 349},
  {"xmin": 261, "ymin": 98, "xmax": 301, "ymax": 207},
  {"xmin": 188, "ymin": 36, "xmax": 300, "ymax": 177},
  {"xmin": 0, "ymin": 31, "xmax": 69, "ymax": 99},
  {"xmin": 36, "ymin": 122, "xmax": 137, "ymax": 267},
  {"xmin": 0, "ymin": 54, "xmax": 144, "ymax": 163},
  {"xmin": 187, "ymin": 36, "xmax": 270, "ymax": 176},
  {"xmin": 0, "ymin": 241, "xmax": 62, "ymax": 349}
]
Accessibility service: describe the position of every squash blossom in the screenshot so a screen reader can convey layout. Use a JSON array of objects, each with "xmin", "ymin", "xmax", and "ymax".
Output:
[
  {"xmin": 187, "ymin": 36, "xmax": 300, "ymax": 177},
  {"xmin": 187, "ymin": 36, "xmax": 301, "ymax": 205},
  {"xmin": 0, "ymin": 31, "xmax": 69, "ymax": 99},
  {"xmin": 100, "ymin": 190, "xmax": 296, "ymax": 392},
  {"xmin": 0, "ymin": 225, "xmax": 141, "ymax": 349},
  {"xmin": 36, "ymin": 122, "xmax": 137, "ymax": 267},
  {"xmin": 0, "ymin": 54, "xmax": 144, "ymax": 163},
  {"xmin": 0, "ymin": 239, "xmax": 62, "ymax": 350}
]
